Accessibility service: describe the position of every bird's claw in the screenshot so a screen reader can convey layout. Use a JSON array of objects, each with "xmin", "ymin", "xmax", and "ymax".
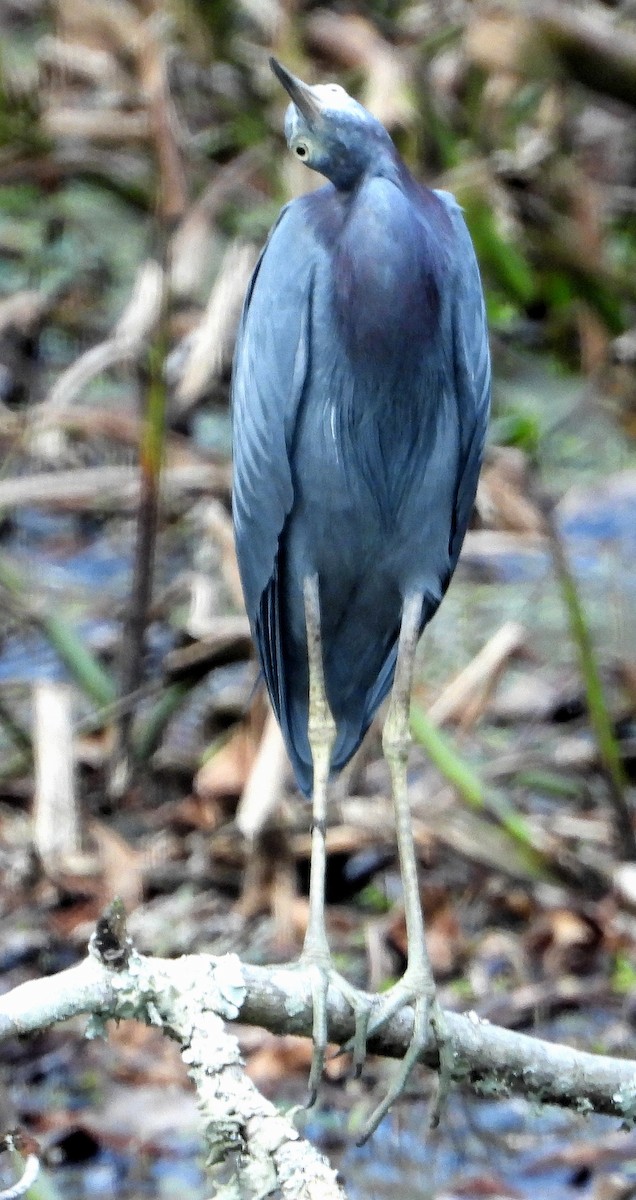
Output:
[
  {"xmin": 291, "ymin": 954, "xmax": 372, "ymax": 1105},
  {"xmin": 351, "ymin": 979, "xmax": 451, "ymax": 1145}
]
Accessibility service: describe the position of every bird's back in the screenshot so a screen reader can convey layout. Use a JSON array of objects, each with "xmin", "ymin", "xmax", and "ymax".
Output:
[{"xmin": 232, "ymin": 172, "xmax": 490, "ymax": 794}]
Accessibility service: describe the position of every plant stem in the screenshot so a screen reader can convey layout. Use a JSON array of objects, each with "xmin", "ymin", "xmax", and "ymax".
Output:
[{"xmin": 543, "ymin": 506, "xmax": 636, "ymax": 860}]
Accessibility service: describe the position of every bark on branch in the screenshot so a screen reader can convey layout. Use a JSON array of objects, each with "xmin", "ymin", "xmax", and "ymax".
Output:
[{"xmin": 1, "ymin": 948, "xmax": 636, "ymax": 1193}]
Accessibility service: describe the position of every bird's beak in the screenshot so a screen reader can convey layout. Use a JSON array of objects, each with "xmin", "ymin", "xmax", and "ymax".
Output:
[{"xmin": 270, "ymin": 57, "xmax": 324, "ymax": 127}]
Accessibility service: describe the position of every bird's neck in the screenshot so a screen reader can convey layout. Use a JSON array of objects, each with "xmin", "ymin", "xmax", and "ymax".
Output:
[{"xmin": 341, "ymin": 147, "xmax": 409, "ymax": 197}]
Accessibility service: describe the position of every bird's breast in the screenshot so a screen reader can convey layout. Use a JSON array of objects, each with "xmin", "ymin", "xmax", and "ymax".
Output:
[{"xmin": 331, "ymin": 177, "xmax": 447, "ymax": 362}]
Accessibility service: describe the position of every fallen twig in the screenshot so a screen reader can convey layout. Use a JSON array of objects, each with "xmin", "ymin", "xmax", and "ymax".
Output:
[
  {"xmin": 427, "ymin": 621, "xmax": 526, "ymax": 729},
  {"xmin": 40, "ymin": 259, "xmax": 164, "ymax": 412},
  {"xmin": 236, "ymin": 710, "xmax": 289, "ymax": 840},
  {"xmin": 33, "ymin": 682, "xmax": 80, "ymax": 874},
  {"xmin": 173, "ymin": 240, "xmax": 260, "ymax": 414},
  {"xmin": 0, "ymin": 462, "xmax": 230, "ymax": 511},
  {"xmin": 531, "ymin": 0, "xmax": 636, "ymax": 109}
]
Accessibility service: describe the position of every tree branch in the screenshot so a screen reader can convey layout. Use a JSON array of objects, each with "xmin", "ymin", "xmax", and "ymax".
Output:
[
  {"xmin": 1, "ymin": 948, "xmax": 636, "ymax": 1188},
  {"xmin": 0, "ymin": 950, "xmax": 344, "ymax": 1200}
]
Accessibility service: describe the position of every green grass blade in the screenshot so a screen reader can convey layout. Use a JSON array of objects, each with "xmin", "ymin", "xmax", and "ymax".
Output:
[
  {"xmin": 410, "ymin": 703, "xmax": 550, "ymax": 877},
  {"xmin": 0, "ymin": 554, "xmax": 116, "ymax": 708}
]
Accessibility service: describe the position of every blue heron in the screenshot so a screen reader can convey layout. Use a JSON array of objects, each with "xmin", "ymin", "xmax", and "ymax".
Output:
[{"xmin": 232, "ymin": 57, "xmax": 490, "ymax": 1138}]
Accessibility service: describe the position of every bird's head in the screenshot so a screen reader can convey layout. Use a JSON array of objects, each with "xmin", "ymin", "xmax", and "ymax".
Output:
[{"xmin": 270, "ymin": 57, "xmax": 395, "ymax": 191}]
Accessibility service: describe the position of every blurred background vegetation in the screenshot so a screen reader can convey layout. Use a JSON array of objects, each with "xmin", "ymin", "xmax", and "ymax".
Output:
[{"xmin": 2, "ymin": 0, "xmax": 636, "ymax": 425}]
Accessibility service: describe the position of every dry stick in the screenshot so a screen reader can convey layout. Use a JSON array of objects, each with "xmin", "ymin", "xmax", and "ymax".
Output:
[
  {"xmin": 32, "ymin": 682, "xmax": 80, "ymax": 874},
  {"xmin": 173, "ymin": 240, "xmax": 259, "ymax": 415},
  {"xmin": 40, "ymin": 260, "xmax": 163, "ymax": 413},
  {"xmin": 0, "ymin": 462, "xmax": 228, "ymax": 511},
  {"xmin": 427, "ymin": 620, "xmax": 526, "ymax": 729},
  {"xmin": 170, "ymin": 149, "xmax": 262, "ymax": 302},
  {"xmin": 542, "ymin": 503, "xmax": 636, "ymax": 861},
  {"xmin": 236, "ymin": 709, "xmax": 289, "ymax": 840}
]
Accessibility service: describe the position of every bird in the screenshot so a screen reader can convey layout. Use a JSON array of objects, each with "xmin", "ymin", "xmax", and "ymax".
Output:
[{"xmin": 231, "ymin": 56, "xmax": 491, "ymax": 1139}]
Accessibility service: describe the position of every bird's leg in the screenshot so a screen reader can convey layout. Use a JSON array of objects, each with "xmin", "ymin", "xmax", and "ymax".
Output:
[
  {"xmin": 302, "ymin": 573, "xmax": 334, "ymax": 967},
  {"xmin": 299, "ymin": 574, "xmax": 371, "ymax": 1103},
  {"xmin": 357, "ymin": 591, "xmax": 453, "ymax": 1142}
]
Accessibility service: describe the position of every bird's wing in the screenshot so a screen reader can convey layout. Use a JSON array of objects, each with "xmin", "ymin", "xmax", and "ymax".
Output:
[
  {"xmin": 231, "ymin": 201, "xmax": 314, "ymax": 621},
  {"xmin": 232, "ymin": 200, "xmax": 321, "ymax": 741},
  {"xmin": 436, "ymin": 191, "xmax": 491, "ymax": 573}
]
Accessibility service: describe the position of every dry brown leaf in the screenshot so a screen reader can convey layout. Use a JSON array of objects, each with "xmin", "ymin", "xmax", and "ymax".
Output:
[
  {"xmin": 526, "ymin": 907, "xmax": 602, "ymax": 976},
  {"xmin": 386, "ymin": 900, "xmax": 462, "ymax": 978},
  {"xmin": 245, "ymin": 1032, "xmax": 344, "ymax": 1088},
  {"xmin": 195, "ymin": 725, "xmax": 258, "ymax": 803},
  {"xmin": 90, "ymin": 820, "xmax": 144, "ymax": 911},
  {"xmin": 108, "ymin": 1023, "xmax": 187, "ymax": 1087},
  {"xmin": 441, "ymin": 1171, "xmax": 523, "ymax": 1198},
  {"xmin": 478, "ymin": 447, "xmax": 544, "ymax": 534}
]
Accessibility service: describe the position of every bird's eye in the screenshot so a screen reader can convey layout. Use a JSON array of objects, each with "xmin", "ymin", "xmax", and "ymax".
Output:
[{"xmin": 295, "ymin": 142, "xmax": 309, "ymax": 159}]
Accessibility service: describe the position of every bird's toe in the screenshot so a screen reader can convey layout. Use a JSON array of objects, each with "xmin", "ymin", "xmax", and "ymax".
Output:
[
  {"xmin": 291, "ymin": 954, "xmax": 372, "ymax": 1104},
  {"xmin": 355, "ymin": 981, "xmax": 450, "ymax": 1144}
]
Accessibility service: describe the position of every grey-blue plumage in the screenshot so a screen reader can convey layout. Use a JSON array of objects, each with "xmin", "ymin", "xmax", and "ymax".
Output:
[{"xmin": 232, "ymin": 71, "xmax": 490, "ymax": 798}]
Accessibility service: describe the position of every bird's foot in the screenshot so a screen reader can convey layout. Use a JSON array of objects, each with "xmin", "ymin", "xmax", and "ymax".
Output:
[
  {"xmin": 349, "ymin": 972, "xmax": 452, "ymax": 1144},
  {"xmin": 291, "ymin": 949, "xmax": 372, "ymax": 1106}
]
